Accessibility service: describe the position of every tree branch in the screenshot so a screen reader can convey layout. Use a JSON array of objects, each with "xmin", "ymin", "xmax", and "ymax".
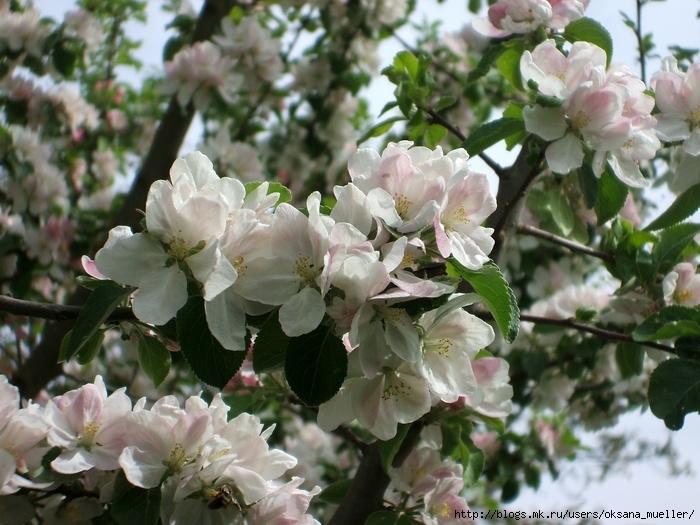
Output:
[
  {"xmin": 519, "ymin": 313, "xmax": 675, "ymax": 354},
  {"xmin": 328, "ymin": 421, "xmax": 424, "ymax": 525},
  {"xmin": 485, "ymin": 136, "xmax": 545, "ymax": 266},
  {"xmin": 10, "ymin": 0, "xmax": 238, "ymax": 400},
  {"xmin": 425, "ymin": 108, "xmax": 506, "ymax": 178},
  {"xmin": 517, "ymin": 223, "xmax": 615, "ymax": 263},
  {"xmin": 0, "ymin": 295, "xmax": 135, "ymax": 323}
]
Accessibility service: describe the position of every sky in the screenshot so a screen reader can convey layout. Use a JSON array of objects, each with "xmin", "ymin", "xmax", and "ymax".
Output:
[{"xmin": 33, "ymin": 1, "xmax": 700, "ymax": 523}]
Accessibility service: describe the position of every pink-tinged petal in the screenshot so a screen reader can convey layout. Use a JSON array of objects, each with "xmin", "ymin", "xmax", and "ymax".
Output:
[
  {"xmin": 471, "ymin": 16, "xmax": 511, "ymax": 38},
  {"xmin": 348, "ymin": 148, "xmax": 380, "ymax": 183},
  {"xmin": 545, "ymin": 133, "xmax": 584, "ymax": 174},
  {"xmin": 608, "ymin": 154, "xmax": 648, "ymax": 188},
  {"xmin": 351, "ymin": 376, "xmax": 384, "ymax": 430},
  {"xmin": 0, "ymin": 449, "xmax": 16, "ymax": 489},
  {"xmin": 278, "ymin": 287, "xmax": 326, "ymax": 337},
  {"xmin": 205, "ymin": 288, "xmax": 247, "ymax": 351},
  {"xmin": 171, "ymin": 151, "xmax": 218, "ymax": 192},
  {"xmin": 332, "ymin": 183, "xmax": 374, "ymax": 237},
  {"xmin": 51, "ymin": 448, "xmax": 97, "ymax": 474},
  {"xmin": 523, "ymin": 105, "xmax": 567, "ymax": 141},
  {"xmin": 655, "ymin": 114, "xmax": 691, "ymax": 142},
  {"xmin": 318, "ymin": 383, "xmax": 355, "ymax": 431},
  {"xmin": 95, "ymin": 227, "xmax": 165, "ymax": 287},
  {"xmin": 683, "ymin": 130, "xmax": 700, "ymax": 156},
  {"xmin": 131, "ymin": 264, "xmax": 187, "ymax": 326},
  {"xmin": 177, "ymin": 192, "xmax": 227, "ymax": 245},
  {"xmin": 366, "ymin": 188, "xmax": 402, "ymax": 228},
  {"xmin": 187, "ymin": 243, "xmax": 238, "ymax": 300},
  {"xmin": 145, "ymin": 180, "xmax": 178, "ymax": 241},
  {"xmin": 81, "ymin": 256, "xmax": 108, "ymax": 280},
  {"xmin": 173, "ymin": 410, "xmax": 213, "ymax": 452},
  {"xmin": 119, "ymin": 446, "xmax": 168, "ymax": 488},
  {"xmin": 654, "ymin": 72, "xmax": 687, "ymax": 115}
]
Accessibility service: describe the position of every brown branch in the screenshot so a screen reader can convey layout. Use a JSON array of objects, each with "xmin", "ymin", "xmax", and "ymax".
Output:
[
  {"xmin": 485, "ymin": 136, "xmax": 545, "ymax": 266},
  {"xmin": 519, "ymin": 313, "xmax": 676, "ymax": 354},
  {"xmin": 10, "ymin": 0, "xmax": 238, "ymax": 400},
  {"xmin": 517, "ymin": 223, "xmax": 615, "ymax": 263},
  {"xmin": 425, "ymin": 108, "xmax": 506, "ymax": 178},
  {"xmin": 0, "ymin": 295, "xmax": 135, "ymax": 323},
  {"xmin": 328, "ymin": 421, "xmax": 424, "ymax": 525}
]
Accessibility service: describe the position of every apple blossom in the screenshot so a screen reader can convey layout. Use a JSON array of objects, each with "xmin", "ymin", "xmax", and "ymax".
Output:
[
  {"xmin": 652, "ymin": 57, "xmax": 700, "ymax": 156},
  {"xmin": 45, "ymin": 376, "xmax": 131, "ymax": 474}
]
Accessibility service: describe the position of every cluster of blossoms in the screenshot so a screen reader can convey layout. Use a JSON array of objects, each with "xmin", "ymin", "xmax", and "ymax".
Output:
[
  {"xmin": 651, "ymin": 57, "xmax": 700, "ymax": 192},
  {"xmin": 386, "ymin": 431, "xmax": 473, "ymax": 524},
  {"xmin": 92, "ymin": 144, "xmax": 512, "ymax": 439},
  {"xmin": 521, "ymin": 39, "xmax": 660, "ymax": 187},
  {"xmin": 473, "ymin": 0, "xmax": 590, "ymax": 38},
  {"xmin": 161, "ymin": 14, "xmax": 283, "ymax": 110},
  {"xmin": 0, "ymin": 375, "xmax": 319, "ymax": 524}
]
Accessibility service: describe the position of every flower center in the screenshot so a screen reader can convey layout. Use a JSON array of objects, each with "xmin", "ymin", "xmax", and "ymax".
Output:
[
  {"xmin": 292, "ymin": 254, "xmax": 316, "ymax": 284},
  {"xmin": 393, "ymin": 193, "xmax": 412, "ymax": 220},
  {"xmin": 689, "ymin": 105, "xmax": 700, "ymax": 130},
  {"xmin": 168, "ymin": 235, "xmax": 189, "ymax": 260},
  {"xmin": 165, "ymin": 443, "xmax": 190, "ymax": 473},
  {"xmin": 424, "ymin": 337, "xmax": 452, "ymax": 357},
  {"xmin": 571, "ymin": 110, "xmax": 591, "ymax": 129},
  {"xmin": 381, "ymin": 370, "xmax": 412, "ymax": 401}
]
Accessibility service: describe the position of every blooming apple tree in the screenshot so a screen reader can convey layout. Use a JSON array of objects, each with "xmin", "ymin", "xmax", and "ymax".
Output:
[{"xmin": 1, "ymin": 0, "xmax": 699, "ymax": 523}]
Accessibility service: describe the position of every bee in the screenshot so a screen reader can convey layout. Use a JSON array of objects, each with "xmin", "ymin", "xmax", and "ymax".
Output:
[{"xmin": 207, "ymin": 484, "xmax": 237, "ymax": 510}]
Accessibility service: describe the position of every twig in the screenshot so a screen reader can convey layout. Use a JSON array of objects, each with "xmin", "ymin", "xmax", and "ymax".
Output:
[
  {"xmin": 425, "ymin": 108, "xmax": 506, "ymax": 177},
  {"xmin": 0, "ymin": 295, "xmax": 135, "ymax": 323},
  {"xmin": 635, "ymin": 0, "xmax": 647, "ymax": 84},
  {"xmin": 328, "ymin": 421, "xmax": 424, "ymax": 525},
  {"xmin": 517, "ymin": 223, "xmax": 615, "ymax": 263},
  {"xmin": 519, "ymin": 313, "xmax": 676, "ymax": 354},
  {"xmin": 484, "ymin": 136, "xmax": 545, "ymax": 266}
]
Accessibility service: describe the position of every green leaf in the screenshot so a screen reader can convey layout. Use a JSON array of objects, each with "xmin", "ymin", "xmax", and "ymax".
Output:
[
  {"xmin": 424, "ymin": 123, "xmax": 447, "ymax": 148},
  {"xmin": 394, "ymin": 51, "xmax": 419, "ymax": 81},
  {"xmin": 365, "ymin": 511, "xmax": 415, "ymax": 525},
  {"xmin": 651, "ymin": 223, "xmax": 700, "ymax": 272},
  {"xmin": 76, "ymin": 330, "xmax": 105, "ymax": 365},
  {"xmin": 595, "ymin": 168, "xmax": 628, "ymax": 225},
  {"xmin": 137, "ymin": 336, "xmax": 172, "ymax": 387},
  {"xmin": 64, "ymin": 284, "xmax": 133, "ymax": 363},
  {"xmin": 434, "ymin": 95, "xmax": 457, "ymax": 112},
  {"xmin": 564, "ymin": 17, "xmax": 614, "ymax": 66},
  {"xmin": 615, "ymin": 342, "xmax": 645, "ymax": 378},
  {"xmin": 578, "ymin": 164, "xmax": 599, "ymax": 209},
  {"xmin": 449, "ymin": 261, "xmax": 520, "ymax": 343},
  {"xmin": 463, "ymin": 441, "xmax": 485, "ymax": 487},
  {"xmin": 285, "ymin": 325, "xmax": 348, "ymax": 406},
  {"xmin": 460, "ymin": 118, "xmax": 525, "ymax": 157},
  {"xmin": 633, "ymin": 306, "xmax": 700, "ymax": 342},
  {"xmin": 253, "ymin": 313, "xmax": 290, "ymax": 373},
  {"xmin": 378, "ymin": 423, "xmax": 410, "ymax": 472},
  {"xmin": 110, "ymin": 470, "xmax": 161, "ymax": 525},
  {"xmin": 52, "ymin": 42, "xmax": 77, "ymax": 77},
  {"xmin": 496, "ymin": 43, "xmax": 524, "ymax": 90},
  {"xmin": 675, "ymin": 337, "xmax": 700, "ymax": 360},
  {"xmin": 318, "ymin": 479, "xmax": 353, "ymax": 505},
  {"xmin": 244, "ymin": 181, "xmax": 292, "ymax": 206},
  {"xmin": 357, "ymin": 116, "xmax": 406, "ymax": 145},
  {"xmin": 648, "ymin": 358, "xmax": 700, "ymax": 430},
  {"xmin": 467, "ymin": 43, "xmax": 505, "ymax": 83},
  {"xmin": 645, "ymin": 183, "xmax": 700, "ymax": 231},
  {"xmin": 545, "ymin": 190, "xmax": 575, "ymax": 236},
  {"xmin": 176, "ymin": 296, "xmax": 246, "ymax": 389}
]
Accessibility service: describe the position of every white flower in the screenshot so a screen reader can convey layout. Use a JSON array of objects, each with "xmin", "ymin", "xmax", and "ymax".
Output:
[
  {"xmin": 417, "ymin": 305, "xmax": 495, "ymax": 403},
  {"xmin": 45, "ymin": 377, "xmax": 131, "ymax": 474}
]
